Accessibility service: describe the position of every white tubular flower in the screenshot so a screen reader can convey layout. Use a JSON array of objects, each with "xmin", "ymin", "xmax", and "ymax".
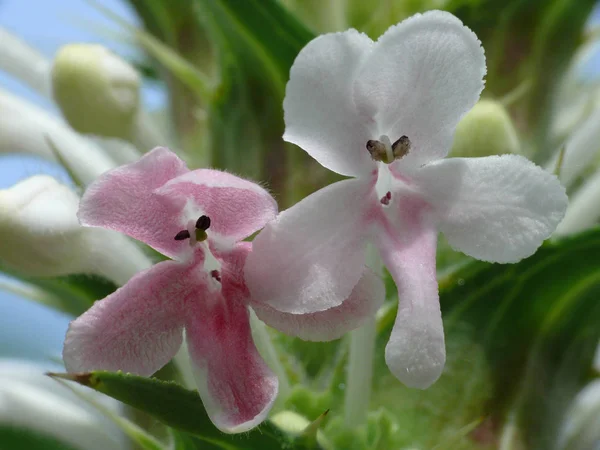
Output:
[
  {"xmin": 0, "ymin": 360, "xmax": 128, "ymax": 450},
  {"xmin": 557, "ymin": 380, "xmax": 600, "ymax": 450},
  {"xmin": 52, "ymin": 45, "xmax": 141, "ymax": 141},
  {"xmin": 0, "ymin": 175, "xmax": 152, "ymax": 285},
  {"xmin": 555, "ymin": 168, "xmax": 600, "ymax": 236},
  {"xmin": 0, "ymin": 88, "xmax": 116, "ymax": 185},
  {"xmin": 0, "ymin": 27, "xmax": 51, "ymax": 96}
]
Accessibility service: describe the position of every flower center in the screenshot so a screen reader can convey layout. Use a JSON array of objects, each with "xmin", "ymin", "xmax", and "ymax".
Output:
[
  {"xmin": 366, "ymin": 135, "xmax": 411, "ymax": 164},
  {"xmin": 173, "ymin": 214, "xmax": 211, "ymax": 245}
]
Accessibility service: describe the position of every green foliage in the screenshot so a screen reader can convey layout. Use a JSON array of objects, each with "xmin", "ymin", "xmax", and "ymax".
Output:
[{"xmin": 0, "ymin": 426, "xmax": 78, "ymax": 450}]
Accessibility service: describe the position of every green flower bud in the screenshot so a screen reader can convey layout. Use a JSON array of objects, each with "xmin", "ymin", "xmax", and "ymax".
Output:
[
  {"xmin": 52, "ymin": 44, "xmax": 140, "ymax": 140},
  {"xmin": 451, "ymin": 99, "xmax": 520, "ymax": 158}
]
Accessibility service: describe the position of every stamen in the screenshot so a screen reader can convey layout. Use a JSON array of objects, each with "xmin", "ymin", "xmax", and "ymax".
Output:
[
  {"xmin": 174, "ymin": 230, "xmax": 191, "ymax": 241},
  {"xmin": 391, "ymin": 135, "xmax": 411, "ymax": 159},
  {"xmin": 366, "ymin": 135, "xmax": 411, "ymax": 163},
  {"xmin": 380, "ymin": 191, "xmax": 391, "ymax": 205},
  {"xmin": 196, "ymin": 215, "xmax": 211, "ymax": 231}
]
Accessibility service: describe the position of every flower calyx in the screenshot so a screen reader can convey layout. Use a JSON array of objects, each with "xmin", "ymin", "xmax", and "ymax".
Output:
[{"xmin": 366, "ymin": 135, "xmax": 411, "ymax": 164}]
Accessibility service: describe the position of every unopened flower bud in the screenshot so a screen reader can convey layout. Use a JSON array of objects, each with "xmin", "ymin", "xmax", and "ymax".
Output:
[
  {"xmin": 0, "ymin": 175, "xmax": 150, "ymax": 284},
  {"xmin": 52, "ymin": 44, "xmax": 140, "ymax": 140},
  {"xmin": 557, "ymin": 380, "xmax": 600, "ymax": 450},
  {"xmin": 451, "ymin": 99, "xmax": 520, "ymax": 158}
]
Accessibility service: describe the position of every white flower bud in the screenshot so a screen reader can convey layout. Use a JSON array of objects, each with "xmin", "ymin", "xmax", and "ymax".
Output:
[
  {"xmin": 52, "ymin": 44, "xmax": 141, "ymax": 140},
  {"xmin": 0, "ymin": 175, "xmax": 151, "ymax": 285},
  {"xmin": 0, "ymin": 360, "xmax": 128, "ymax": 450},
  {"xmin": 451, "ymin": 99, "xmax": 520, "ymax": 158},
  {"xmin": 557, "ymin": 379, "xmax": 600, "ymax": 450}
]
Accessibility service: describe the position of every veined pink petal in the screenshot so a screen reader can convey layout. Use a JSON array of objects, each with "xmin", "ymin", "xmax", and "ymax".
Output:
[
  {"xmin": 63, "ymin": 252, "xmax": 207, "ymax": 376},
  {"xmin": 185, "ymin": 294, "xmax": 278, "ymax": 433},
  {"xmin": 412, "ymin": 155, "xmax": 568, "ymax": 263},
  {"xmin": 78, "ymin": 147, "xmax": 190, "ymax": 259},
  {"xmin": 245, "ymin": 177, "xmax": 375, "ymax": 314},
  {"xmin": 283, "ymin": 29, "xmax": 375, "ymax": 177},
  {"xmin": 375, "ymin": 195, "xmax": 445, "ymax": 389},
  {"xmin": 251, "ymin": 268, "xmax": 384, "ymax": 341},
  {"xmin": 353, "ymin": 11, "xmax": 486, "ymax": 169},
  {"xmin": 155, "ymin": 169, "xmax": 277, "ymax": 243}
]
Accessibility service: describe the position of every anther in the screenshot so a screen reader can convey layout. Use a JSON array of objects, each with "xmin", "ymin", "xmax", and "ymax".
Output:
[
  {"xmin": 196, "ymin": 215, "xmax": 211, "ymax": 231},
  {"xmin": 391, "ymin": 135, "xmax": 411, "ymax": 159},
  {"xmin": 174, "ymin": 230, "xmax": 191, "ymax": 241},
  {"xmin": 366, "ymin": 140, "xmax": 388, "ymax": 163},
  {"xmin": 380, "ymin": 191, "xmax": 391, "ymax": 205}
]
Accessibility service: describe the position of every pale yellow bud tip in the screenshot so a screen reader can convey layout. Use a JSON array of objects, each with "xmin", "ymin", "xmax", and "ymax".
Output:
[
  {"xmin": 52, "ymin": 44, "xmax": 140, "ymax": 140},
  {"xmin": 451, "ymin": 99, "xmax": 520, "ymax": 158}
]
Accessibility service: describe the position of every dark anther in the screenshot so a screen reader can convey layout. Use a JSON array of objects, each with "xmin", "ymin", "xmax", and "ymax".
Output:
[
  {"xmin": 210, "ymin": 270, "xmax": 222, "ymax": 282},
  {"xmin": 366, "ymin": 140, "xmax": 387, "ymax": 162},
  {"xmin": 196, "ymin": 215, "xmax": 211, "ymax": 231},
  {"xmin": 380, "ymin": 191, "xmax": 391, "ymax": 206},
  {"xmin": 391, "ymin": 135, "xmax": 411, "ymax": 159},
  {"xmin": 174, "ymin": 230, "xmax": 191, "ymax": 241}
]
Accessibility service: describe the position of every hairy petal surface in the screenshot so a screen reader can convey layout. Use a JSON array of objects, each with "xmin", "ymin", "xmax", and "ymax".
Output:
[
  {"xmin": 78, "ymin": 147, "xmax": 189, "ymax": 259},
  {"xmin": 354, "ymin": 10, "xmax": 486, "ymax": 169},
  {"xmin": 63, "ymin": 254, "xmax": 206, "ymax": 376},
  {"xmin": 155, "ymin": 169, "xmax": 277, "ymax": 243},
  {"xmin": 186, "ymin": 296, "xmax": 277, "ymax": 434},
  {"xmin": 246, "ymin": 178, "xmax": 374, "ymax": 314},
  {"xmin": 251, "ymin": 268, "xmax": 384, "ymax": 341},
  {"xmin": 413, "ymin": 155, "xmax": 568, "ymax": 263},
  {"xmin": 283, "ymin": 29, "xmax": 375, "ymax": 177},
  {"xmin": 375, "ymin": 196, "xmax": 445, "ymax": 389}
]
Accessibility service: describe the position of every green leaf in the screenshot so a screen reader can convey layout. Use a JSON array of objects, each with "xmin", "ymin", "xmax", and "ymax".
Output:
[
  {"xmin": 0, "ymin": 426, "xmax": 78, "ymax": 450},
  {"xmin": 367, "ymin": 229, "xmax": 600, "ymax": 449},
  {"xmin": 47, "ymin": 371, "xmax": 297, "ymax": 449}
]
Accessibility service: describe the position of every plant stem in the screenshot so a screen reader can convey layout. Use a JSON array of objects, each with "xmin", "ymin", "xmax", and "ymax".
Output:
[{"xmin": 344, "ymin": 244, "xmax": 382, "ymax": 427}]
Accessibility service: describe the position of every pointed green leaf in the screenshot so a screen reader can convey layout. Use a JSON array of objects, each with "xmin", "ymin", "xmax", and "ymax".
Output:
[{"xmin": 47, "ymin": 371, "xmax": 298, "ymax": 449}]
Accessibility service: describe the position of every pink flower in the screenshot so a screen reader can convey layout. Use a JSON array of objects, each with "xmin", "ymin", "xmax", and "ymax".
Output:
[
  {"xmin": 245, "ymin": 11, "xmax": 568, "ymax": 389},
  {"xmin": 63, "ymin": 147, "xmax": 382, "ymax": 432}
]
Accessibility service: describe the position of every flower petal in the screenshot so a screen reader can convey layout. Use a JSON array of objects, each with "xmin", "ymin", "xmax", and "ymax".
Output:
[
  {"xmin": 155, "ymin": 169, "xmax": 277, "ymax": 243},
  {"xmin": 413, "ymin": 155, "xmax": 568, "ymax": 263},
  {"xmin": 375, "ymin": 195, "xmax": 445, "ymax": 389},
  {"xmin": 63, "ymin": 254, "xmax": 207, "ymax": 376},
  {"xmin": 78, "ymin": 147, "xmax": 189, "ymax": 259},
  {"xmin": 353, "ymin": 10, "xmax": 486, "ymax": 168},
  {"xmin": 185, "ymin": 295, "xmax": 278, "ymax": 433},
  {"xmin": 251, "ymin": 268, "xmax": 384, "ymax": 341},
  {"xmin": 283, "ymin": 29, "xmax": 375, "ymax": 177},
  {"xmin": 245, "ymin": 178, "xmax": 374, "ymax": 314}
]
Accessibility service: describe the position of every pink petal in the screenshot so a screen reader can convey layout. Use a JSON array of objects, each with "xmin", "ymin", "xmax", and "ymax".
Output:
[
  {"xmin": 245, "ymin": 177, "xmax": 375, "ymax": 314},
  {"xmin": 185, "ymin": 293, "xmax": 278, "ymax": 433},
  {"xmin": 353, "ymin": 11, "xmax": 486, "ymax": 169},
  {"xmin": 63, "ymin": 252, "xmax": 207, "ymax": 376},
  {"xmin": 78, "ymin": 147, "xmax": 190, "ymax": 259},
  {"xmin": 251, "ymin": 268, "xmax": 384, "ymax": 341},
  {"xmin": 155, "ymin": 169, "xmax": 278, "ymax": 243},
  {"xmin": 374, "ymin": 195, "xmax": 445, "ymax": 389}
]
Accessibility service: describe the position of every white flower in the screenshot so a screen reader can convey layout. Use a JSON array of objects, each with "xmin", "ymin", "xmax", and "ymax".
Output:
[
  {"xmin": 0, "ymin": 175, "xmax": 151, "ymax": 285},
  {"xmin": 246, "ymin": 11, "xmax": 568, "ymax": 388}
]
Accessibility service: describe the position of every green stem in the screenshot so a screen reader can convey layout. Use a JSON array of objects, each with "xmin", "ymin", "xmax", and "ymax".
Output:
[{"xmin": 344, "ymin": 244, "xmax": 382, "ymax": 427}]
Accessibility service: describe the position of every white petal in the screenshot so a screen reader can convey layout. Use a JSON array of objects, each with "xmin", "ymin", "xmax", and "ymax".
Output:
[
  {"xmin": 245, "ymin": 178, "xmax": 374, "ymax": 314},
  {"xmin": 0, "ymin": 88, "xmax": 116, "ymax": 185},
  {"xmin": 413, "ymin": 155, "xmax": 568, "ymax": 263},
  {"xmin": 251, "ymin": 268, "xmax": 384, "ymax": 341},
  {"xmin": 283, "ymin": 29, "xmax": 375, "ymax": 177},
  {"xmin": 353, "ymin": 11, "xmax": 486, "ymax": 168}
]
